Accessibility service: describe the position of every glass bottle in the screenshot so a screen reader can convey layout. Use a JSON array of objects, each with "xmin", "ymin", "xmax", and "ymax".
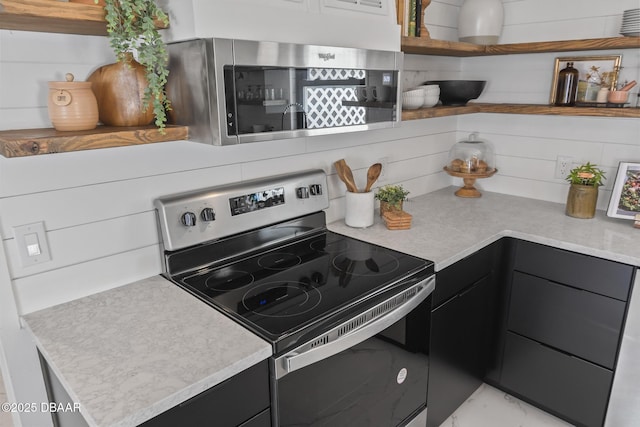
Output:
[{"xmin": 555, "ymin": 62, "xmax": 579, "ymax": 106}]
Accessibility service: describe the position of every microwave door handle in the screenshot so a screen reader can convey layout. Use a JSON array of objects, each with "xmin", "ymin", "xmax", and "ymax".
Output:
[{"xmin": 279, "ymin": 276, "xmax": 434, "ymax": 378}]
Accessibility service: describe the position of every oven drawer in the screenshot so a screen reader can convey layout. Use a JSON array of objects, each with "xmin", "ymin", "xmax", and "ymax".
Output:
[
  {"xmin": 508, "ymin": 271, "xmax": 625, "ymax": 369},
  {"xmin": 501, "ymin": 332, "xmax": 613, "ymax": 427}
]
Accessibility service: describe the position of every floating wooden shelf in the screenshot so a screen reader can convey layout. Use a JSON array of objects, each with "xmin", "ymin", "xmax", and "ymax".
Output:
[
  {"xmin": 401, "ymin": 36, "xmax": 640, "ymax": 57},
  {"xmin": 0, "ymin": 125, "xmax": 189, "ymax": 158},
  {"xmin": 401, "ymin": 103, "xmax": 640, "ymax": 121},
  {"xmin": 0, "ymin": 0, "xmax": 168, "ymax": 35}
]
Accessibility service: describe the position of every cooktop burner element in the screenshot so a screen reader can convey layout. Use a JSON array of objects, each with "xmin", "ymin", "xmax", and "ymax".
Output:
[
  {"xmin": 204, "ymin": 268, "xmax": 254, "ymax": 292},
  {"xmin": 332, "ymin": 250, "xmax": 400, "ymax": 277},
  {"xmin": 241, "ymin": 281, "xmax": 322, "ymax": 318}
]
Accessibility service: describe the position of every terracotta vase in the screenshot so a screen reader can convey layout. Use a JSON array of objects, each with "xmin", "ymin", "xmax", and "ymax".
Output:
[
  {"xmin": 87, "ymin": 54, "xmax": 154, "ymax": 127},
  {"xmin": 379, "ymin": 200, "xmax": 403, "ymax": 217},
  {"xmin": 565, "ymin": 184, "xmax": 598, "ymax": 219}
]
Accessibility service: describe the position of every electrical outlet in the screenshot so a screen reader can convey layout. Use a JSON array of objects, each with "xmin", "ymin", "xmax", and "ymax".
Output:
[
  {"xmin": 555, "ymin": 156, "xmax": 573, "ymax": 179},
  {"xmin": 378, "ymin": 157, "xmax": 389, "ymax": 182}
]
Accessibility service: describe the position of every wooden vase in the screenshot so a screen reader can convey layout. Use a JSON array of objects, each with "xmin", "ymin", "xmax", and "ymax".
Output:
[
  {"xmin": 379, "ymin": 201, "xmax": 403, "ymax": 217},
  {"xmin": 68, "ymin": 0, "xmax": 107, "ymax": 5},
  {"xmin": 565, "ymin": 184, "xmax": 598, "ymax": 219},
  {"xmin": 87, "ymin": 54, "xmax": 154, "ymax": 127}
]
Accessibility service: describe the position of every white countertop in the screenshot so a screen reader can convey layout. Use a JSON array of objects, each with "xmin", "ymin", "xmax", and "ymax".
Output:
[
  {"xmin": 23, "ymin": 275, "xmax": 272, "ymax": 427},
  {"xmin": 328, "ymin": 187, "xmax": 640, "ymax": 270},
  {"xmin": 22, "ymin": 188, "xmax": 639, "ymax": 427}
]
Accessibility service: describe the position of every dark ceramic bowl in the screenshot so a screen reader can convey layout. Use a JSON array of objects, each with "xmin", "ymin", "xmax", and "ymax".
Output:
[{"xmin": 424, "ymin": 80, "xmax": 487, "ymax": 106}]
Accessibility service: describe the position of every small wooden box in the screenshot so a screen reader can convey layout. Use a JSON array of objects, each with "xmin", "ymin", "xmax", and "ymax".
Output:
[{"xmin": 382, "ymin": 210, "xmax": 412, "ymax": 230}]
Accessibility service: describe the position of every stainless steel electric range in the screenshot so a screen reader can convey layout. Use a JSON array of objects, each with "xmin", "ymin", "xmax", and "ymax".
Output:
[{"xmin": 155, "ymin": 169, "xmax": 435, "ymax": 427}]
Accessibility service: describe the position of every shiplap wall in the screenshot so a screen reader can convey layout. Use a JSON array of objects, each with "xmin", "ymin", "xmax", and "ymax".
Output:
[
  {"xmin": 411, "ymin": 0, "xmax": 640, "ymax": 207},
  {"xmin": 0, "ymin": 1, "xmax": 453, "ymax": 421},
  {"xmin": 1, "ymin": 0, "xmax": 639, "ymax": 426}
]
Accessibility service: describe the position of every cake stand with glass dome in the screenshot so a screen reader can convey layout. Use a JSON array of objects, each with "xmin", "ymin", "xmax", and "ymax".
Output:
[{"xmin": 444, "ymin": 132, "xmax": 497, "ymax": 198}]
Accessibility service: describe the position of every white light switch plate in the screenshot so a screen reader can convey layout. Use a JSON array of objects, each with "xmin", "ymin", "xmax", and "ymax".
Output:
[{"xmin": 13, "ymin": 222, "xmax": 51, "ymax": 267}]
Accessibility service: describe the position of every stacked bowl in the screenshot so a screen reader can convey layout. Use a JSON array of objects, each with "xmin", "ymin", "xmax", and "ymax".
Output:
[
  {"xmin": 402, "ymin": 88, "xmax": 425, "ymax": 109},
  {"xmin": 402, "ymin": 84, "xmax": 441, "ymax": 109}
]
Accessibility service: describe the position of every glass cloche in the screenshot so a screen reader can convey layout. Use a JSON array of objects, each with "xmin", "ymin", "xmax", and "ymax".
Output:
[
  {"xmin": 444, "ymin": 132, "xmax": 497, "ymax": 198},
  {"xmin": 446, "ymin": 132, "xmax": 496, "ymax": 174}
]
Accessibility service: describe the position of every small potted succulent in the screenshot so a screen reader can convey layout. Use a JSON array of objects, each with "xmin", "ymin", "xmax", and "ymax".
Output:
[
  {"xmin": 565, "ymin": 162, "xmax": 606, "ymax": 219},
  {"xmin": 375, "ymin": 184, "xmax": 410, "ymax": 216}
]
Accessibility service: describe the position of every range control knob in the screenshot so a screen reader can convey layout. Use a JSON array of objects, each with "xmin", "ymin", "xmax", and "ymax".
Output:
[
  {"xmin": 310, "ymin": 184, "xmax": 323, "ymax": 196},
  {"xmin": 201, "ymin": 207, "xmax": 216, "ymax": 222},
  {"xmin": 181, "ymin": 212, "xmax": 197, "ymax": 227},
  {"xmin": 296, "ymin": 187, "xmax": 310, "ymax": 199}
]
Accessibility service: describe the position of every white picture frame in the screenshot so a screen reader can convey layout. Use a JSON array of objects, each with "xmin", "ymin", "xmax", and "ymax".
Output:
[{"xmin": 607, "ymin": 162, "xmax": 640, "ymax": 219}]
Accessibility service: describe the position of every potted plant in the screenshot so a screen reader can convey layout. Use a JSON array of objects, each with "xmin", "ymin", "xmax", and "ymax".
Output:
[
  {"xmin": 375, "ymin": 185, "xmax": 410, "ymax": 216},
  {"xmin": 565, "ymin": 161, "xmax": 605, "ymax": 219},
  {"xmin": 88, "ymin": 0, "xmax": 171, "ymax": 132}
]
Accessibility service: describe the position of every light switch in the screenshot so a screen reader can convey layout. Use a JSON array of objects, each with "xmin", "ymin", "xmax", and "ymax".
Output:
[
  {"xmin": 25, "ymin": 232, "xmax": 42, "ymax": 256},
  {"xmin": 13, "ymin": 222, "xmax": 51, "ymax": 267}
]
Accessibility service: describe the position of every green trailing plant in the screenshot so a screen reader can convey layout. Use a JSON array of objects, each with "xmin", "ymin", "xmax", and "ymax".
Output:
[
  {"xmin": 99, "ymin": 0, "xmax": 171, "ymax": 131},
  {"xmin": 566, "ymin": 162, "xmax": 606, "ymax": 187},
  {"xmin": 375, "ymin": 185, "xmax": 410, "ymax": 209}
]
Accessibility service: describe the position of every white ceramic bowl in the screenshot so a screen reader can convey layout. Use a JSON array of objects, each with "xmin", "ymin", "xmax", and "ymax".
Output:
[
  {"xmin": 403, "ymin": 88, "xmax": 424, "ymax": 97},
  {"xmin": 417, "ymin": 84, "xmax": 440, "ymax": 92},
  {"xmin": 422, "ymin": 94, "xmax": 440, "ymax": 108},
  {"xmin": 402, "ymin": 92, "xmax": 424, "ymax": 109}
]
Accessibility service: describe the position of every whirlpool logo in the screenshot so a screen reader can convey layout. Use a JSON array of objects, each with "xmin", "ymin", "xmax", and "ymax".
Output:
[{"xmin": 318, "ymin": 53, "xmax": 336, "ymax": 61}]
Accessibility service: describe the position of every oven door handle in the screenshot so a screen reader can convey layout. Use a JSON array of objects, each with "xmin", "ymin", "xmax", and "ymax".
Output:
[{"xmin": 274, "ymin": 275, "xmax": 435, "ymax": 379}]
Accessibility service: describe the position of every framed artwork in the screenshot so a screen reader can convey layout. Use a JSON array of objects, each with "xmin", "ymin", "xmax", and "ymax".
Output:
[
  {"xmin": 607, "ymin": 162, "xmax": 640, "ymax": 219},
  {"xmin": 550, "ymin": 55, "xmax": 622, "ymax": 104}
]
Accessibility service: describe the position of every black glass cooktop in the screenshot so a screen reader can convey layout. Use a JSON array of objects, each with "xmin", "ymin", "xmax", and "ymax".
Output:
[{"xmin": 177, "ymin": 231, "xmax": 432, "ymax": 350}]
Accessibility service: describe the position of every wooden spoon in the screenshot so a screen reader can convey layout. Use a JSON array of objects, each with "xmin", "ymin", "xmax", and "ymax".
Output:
[
  {"xmin": 364, "ymin": 163, "xmax": 382, "ymax": 193},
  {"xmin": 334, "ymin": 159, "xmax": 359, "ymax": 193}
]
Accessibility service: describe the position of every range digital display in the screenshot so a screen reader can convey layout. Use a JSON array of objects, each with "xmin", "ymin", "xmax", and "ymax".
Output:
[{"xmin": 229, "ymin": 187, "xmax": 285, "ymax": 216}]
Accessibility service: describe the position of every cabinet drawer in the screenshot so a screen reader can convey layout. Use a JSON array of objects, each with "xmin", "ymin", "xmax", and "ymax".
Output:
[
  {"xmin": 508, "ymin": 271, "xmax": 625, "ymax": 369},
  {"xmin": 514, "ymin": 240, "xmax": 633, "ymax": 301},
  {"xmin": 141, "ymin": 360, "xmax": 270, "ymax": 427},
  {"xmin": 434, "ymin": 241, "xmax": 495, "ymax": 307},
  {"xmin": 501, "ymin": 332, "xmax": 613, "ymax": 427}
]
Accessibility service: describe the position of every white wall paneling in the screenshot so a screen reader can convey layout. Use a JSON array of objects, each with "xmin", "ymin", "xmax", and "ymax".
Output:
[
  {"xmin": 457, "ymin": 114, "xmax": 640, "ymax": 207},
  {"xmin": 13, "ymin": 246, "xmax": 163, "ymax": 316},
  {"xmin": 502, "ymin": 0, "xmax": 640, "ymax": 43},
  {"xmin": 423, "ymin": 1, "xmax": 461, "ymax": 41}
]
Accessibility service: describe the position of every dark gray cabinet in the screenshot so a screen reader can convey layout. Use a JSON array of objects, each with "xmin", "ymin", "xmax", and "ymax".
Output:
[
  {"xmin": 427, "ymin": 238, "xmax": 635, "ymax": 427},
  {"xmin": 426, "ymin": 241, "xmax": 502, "ymax": 427},
  {"xmin": 508, "ymin": 271, "xmax": 626, "ymax": 369},
  {"xmin": 141, "ymin": 360, "xmax": 271, "ymax": 427},
  {"xmin": 501, "ymin": 332, "xmax": 613, "ymax": 427},
  {"xmin": 499, "ymin": 240, "xmax": 635, "ymax": 427}
]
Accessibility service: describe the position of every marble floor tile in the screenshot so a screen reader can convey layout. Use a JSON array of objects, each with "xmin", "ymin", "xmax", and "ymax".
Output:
[{"xmin": 439, "ymin": 383, "xmax": 575, "ymax": 427}]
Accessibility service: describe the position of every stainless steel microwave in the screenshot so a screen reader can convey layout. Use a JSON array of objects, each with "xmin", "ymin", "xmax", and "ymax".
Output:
[{"xmin": 166, "ymin": 38, "xmax": 403, "ymax": 145}]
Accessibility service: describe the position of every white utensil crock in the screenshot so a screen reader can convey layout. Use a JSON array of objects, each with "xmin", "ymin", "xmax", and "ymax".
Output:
[{"xmin": 345, "ymin": 191, "xmax": 374, "ymax": 228}]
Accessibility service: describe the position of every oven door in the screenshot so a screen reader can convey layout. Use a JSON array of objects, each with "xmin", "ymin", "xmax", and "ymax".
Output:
[{"xmin": 272, "ymin": 275, "xmax": 434, "ymax": 427}]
